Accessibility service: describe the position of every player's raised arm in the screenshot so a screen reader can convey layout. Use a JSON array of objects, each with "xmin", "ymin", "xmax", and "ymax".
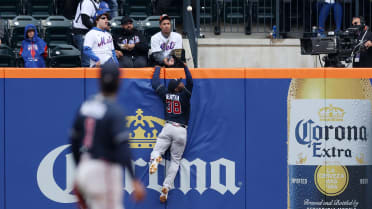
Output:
[
  {"xmin": 183, "ymin": 64, "xmax": 193, "ymax": 94},
  {"xmin": 152, "ymin": 66, "xmax": 167, "ymax": 99}
]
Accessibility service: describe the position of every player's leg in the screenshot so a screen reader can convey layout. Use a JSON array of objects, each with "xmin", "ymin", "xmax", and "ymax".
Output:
[
  {"xmin": 106, "ymin": 163, "xmax": 124, "ymax": 209},
  {"xmin": 150, "ymin": 123, "xmax": 172, "ymax": 174},
  {"xmin": 161, "ymin": 126, "xmax": 187, "ymax": 202},
  {"xmin": 75, "ymin": 158, "xmax": 107, "ymax": 209}
]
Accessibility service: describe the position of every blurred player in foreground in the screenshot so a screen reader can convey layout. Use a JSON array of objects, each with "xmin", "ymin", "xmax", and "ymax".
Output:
[{"xmin": 70, "ymin": 62, "xmax": 145, "ymax": 209}]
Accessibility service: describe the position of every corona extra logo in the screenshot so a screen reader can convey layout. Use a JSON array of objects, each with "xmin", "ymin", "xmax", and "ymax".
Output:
[
  {"xmin": 126, "ymin": 109, "xmax": 165, "ymax": 148},
  {"xmin": 318, "ymin": 104, "xmax": 345, "ymax": 122},
  {"xmin": 37, "ymin": 145, "xmax": 241, "ymax": 203}
]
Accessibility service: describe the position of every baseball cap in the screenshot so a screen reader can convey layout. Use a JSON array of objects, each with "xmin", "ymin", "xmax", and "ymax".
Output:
[
  {"xmin": 94, "ymin": 8, "xmax": 111, "ymax": 20},
  {"xmin": 168, "ymin": 78, "xmax": 182, "ymax": 92},
  {"xmin": 100, "ymin": 61, "xmax": 120, "ymax": 92},
  {"xmin": 121, "ymin": 16, "xmax": 133, "ymax": 25},
  {"xmin": 99, "ymin": 1, "xmax": 110, "ymax": 10},
  {"xmin": 159, "ymin": 14, "xmax": 171, "ymax": 23}
]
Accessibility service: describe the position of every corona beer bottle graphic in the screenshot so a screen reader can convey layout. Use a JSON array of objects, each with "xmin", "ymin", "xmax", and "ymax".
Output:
[{"xmin": 288, "ymin": 78, "xmax": 372, "ymax": 209}]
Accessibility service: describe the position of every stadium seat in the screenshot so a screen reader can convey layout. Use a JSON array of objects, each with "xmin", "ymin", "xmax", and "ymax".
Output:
[
  {"xmin": 142, "ymin": 16, "xmax": 165, "ymax": 46},
  {"xmin": 41, "ymin": 16, "xmax": 72, "ymax": 48},
  {"xmin": 0, "ymin": 19, "xmax": 9, "ymax": 45},
  {"xmin": 0, "ymin": 0, "xmax": 21, "ymax": 20},
  {"xmin": 110, "ymin": 16, "xmax": 122, "ymax": 38},
  {"xmin": 48, "ymin": 44, "xmax": 81, "ymax": 67},
  {"xmin": 123, "ymin": 0, "xmax": 151, "ymax": 20},
  {"xmin": 26, "ymin": 0, "xmax": 54, "ymax": 19},
  {"xmin": 0, "ymin": 44, "xmax": 16, "ymax": 67},
  {"xmin": 8, "ymin": 16, "xmax": 40, "ymax": 48}
]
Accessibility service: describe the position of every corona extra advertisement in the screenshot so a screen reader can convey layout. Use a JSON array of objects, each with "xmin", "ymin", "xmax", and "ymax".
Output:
[
  {"xmin": 0, "ymin": 68, "xmax": 371, "ymax": 209},
  {"xmin": 288, "ymin": 78, "xmax": 372, "ymax": 209}
]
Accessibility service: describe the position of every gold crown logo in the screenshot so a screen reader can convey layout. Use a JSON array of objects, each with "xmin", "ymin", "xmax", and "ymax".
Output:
[
  {"xmin": 126, "ymin": 109, "xmax": 165, "ymax": 149},
  {"xmin": 318, "ymin": 104, "xmax": 345, "ymax": 122}
]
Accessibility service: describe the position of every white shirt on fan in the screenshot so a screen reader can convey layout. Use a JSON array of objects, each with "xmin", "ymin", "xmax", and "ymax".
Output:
[
  {"xmin": 73, "ymin": 0, "xmax": 99, "ymax": 30},
  {"xmin": 84, "ymin": 27, "xmax": 115, "ymax": 67},
  {"xmin": 151, "ymin": 31, "xmax": 182, "ymax": 58}
]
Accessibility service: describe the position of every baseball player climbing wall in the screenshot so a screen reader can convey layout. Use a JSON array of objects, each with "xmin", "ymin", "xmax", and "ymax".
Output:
[{"xmin": 3, "ymin": 68, "xmax": 370, "ymax": 209}]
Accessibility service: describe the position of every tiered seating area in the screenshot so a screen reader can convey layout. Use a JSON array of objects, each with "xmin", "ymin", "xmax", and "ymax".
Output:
[{"xmin": 0, "ymin": 0, "xmax": 181, "ymax": 67}]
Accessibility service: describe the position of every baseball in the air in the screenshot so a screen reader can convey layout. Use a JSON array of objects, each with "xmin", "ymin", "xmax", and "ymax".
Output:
[{"xmin": 187, "ymin": 6, "xmax": 192, "ymax": 12}]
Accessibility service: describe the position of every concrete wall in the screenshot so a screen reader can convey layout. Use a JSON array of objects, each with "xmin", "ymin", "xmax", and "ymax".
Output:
[{"xmin": 198, "ymin": 38, "xmax": 320, "ymax": 68}]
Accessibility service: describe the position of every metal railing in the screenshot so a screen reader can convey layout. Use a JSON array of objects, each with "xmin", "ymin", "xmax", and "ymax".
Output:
[{"xmin": 196, "ymin": 0, "xmax": 372, "ymax": 37}]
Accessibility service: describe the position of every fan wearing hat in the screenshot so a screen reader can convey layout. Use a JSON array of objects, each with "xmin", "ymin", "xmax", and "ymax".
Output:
[
  {"xmin": 113, "ymin": 16, "xmax": 149, "ymax": 68},
  {"xmin": 149, "ymin": 63, "xmax": 193, "ymax": 203},
  {"xmin": 150, "ymin": 14, "xmax": 183, "ymax": 67},
  {"xmin": 19, "ymin": 24, "xmax": 47, "ymax": 68},
  {"xmin": 83, "ymin": 8, "xmax": 118, "ymax": 68}
]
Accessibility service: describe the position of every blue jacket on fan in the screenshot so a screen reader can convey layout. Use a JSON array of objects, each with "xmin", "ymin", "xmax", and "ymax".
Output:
[{"xmin": 19, "ymin": 24, "xmax": 47, "ymax": 68}]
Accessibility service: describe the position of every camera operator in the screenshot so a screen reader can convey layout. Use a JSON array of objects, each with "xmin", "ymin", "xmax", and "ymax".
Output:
[{"xmin": 352, "ymin": 17, "xmax": 372, "ymax": 68}]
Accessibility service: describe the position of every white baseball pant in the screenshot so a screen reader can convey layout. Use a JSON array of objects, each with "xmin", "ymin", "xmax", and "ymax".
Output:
[
  {"xmin": 75, "ymin": 154, "xmax": 124, "ymax": 209},
  {"xmin": 150, "ymin": 122, "xmax": 187, "ymax": 189}
]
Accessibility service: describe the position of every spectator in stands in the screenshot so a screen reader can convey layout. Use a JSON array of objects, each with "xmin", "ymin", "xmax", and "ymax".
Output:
[
  {"xmin": 150, "ymin": 14, "xmax": 182, "ymax": 67},
  {"xmin": 106, "ymin": 0, "xmax": 118, "ymax": 17},
  {"xmin": 318, "ymin": 0, "xmax": 342, "ymax": 36},
  {"xmin": 83, "ymin": 9, "xmax": 118, "ymax": 67},
  {"xmin": 72, "ymin": 0, "xmax": 100, "ymax": 67},
  {"xmin": 19, "ymin": 24, "xmax": 47, "ymax": 68},
  {"xmin": 352, "ymin": 16, "xmax": 372, "ymax": 68},
  {"xmin": 114, "ymin": 16, "xmax": 148, "ymax": 68}
]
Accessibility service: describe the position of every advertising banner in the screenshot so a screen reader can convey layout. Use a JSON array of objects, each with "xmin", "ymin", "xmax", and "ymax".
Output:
[{"xmin": 0, "ymin": 68, "xmax": 371, "ymax": 209}]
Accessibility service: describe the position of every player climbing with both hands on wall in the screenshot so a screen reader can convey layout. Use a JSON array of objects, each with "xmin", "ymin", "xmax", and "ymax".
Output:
[{"xmin": 149, "ymin": 62, "xmax": 193, "ymax": 203}]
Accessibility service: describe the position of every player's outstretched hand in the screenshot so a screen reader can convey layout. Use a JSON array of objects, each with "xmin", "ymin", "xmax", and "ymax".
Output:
[{"xmin": 132, "ymin": 179, "xmax": 146, "ymax": 202}]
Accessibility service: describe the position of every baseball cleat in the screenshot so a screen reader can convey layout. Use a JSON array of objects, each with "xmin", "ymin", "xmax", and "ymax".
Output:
[
  {"xmin": 160, "ymin": 187, "xmax": 169, "ymax": 203},
  {"xmin": 149, "ymin": 156, "xmax": 162, "ymax": 174}
]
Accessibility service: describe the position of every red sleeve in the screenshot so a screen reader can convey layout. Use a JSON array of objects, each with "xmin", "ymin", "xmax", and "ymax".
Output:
[
  {"xmin": 42, "ymin": 46, "xmax": 47, "ymax": 58},
  {"xmin": 19, "ymin": 47, "xmax": 23, "ymax": 56}
]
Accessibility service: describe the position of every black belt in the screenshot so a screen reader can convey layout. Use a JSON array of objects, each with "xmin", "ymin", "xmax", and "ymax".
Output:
[{"xmin": 166, "ymin": 121, "xmax": 187, "ymax": 128}]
